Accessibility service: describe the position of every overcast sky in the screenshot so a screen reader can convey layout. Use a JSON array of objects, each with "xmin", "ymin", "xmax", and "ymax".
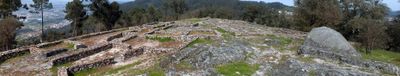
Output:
[{"xmin": 243, "ymin": 0, "xmax": 400, "ymax": 11}]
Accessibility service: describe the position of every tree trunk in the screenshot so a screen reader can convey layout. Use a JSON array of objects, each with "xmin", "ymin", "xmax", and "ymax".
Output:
[{"xmin": 41, "ymin": 2, "xmax": 44, "ymax": 43}]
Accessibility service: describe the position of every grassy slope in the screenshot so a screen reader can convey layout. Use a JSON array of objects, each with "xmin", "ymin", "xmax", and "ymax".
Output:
[{"xmin": 359, "ymin": 49, "xmax": 400, "ymax": 66}]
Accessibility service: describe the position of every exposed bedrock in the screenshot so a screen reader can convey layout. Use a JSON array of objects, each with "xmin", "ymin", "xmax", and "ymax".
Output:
[
  {"xmin": 299, "ymin": 27, "xmax": 360, "ymax": 59},
  {"xmin": 299, "ymin": 27, "xmax": 400, "ymax": 75}
]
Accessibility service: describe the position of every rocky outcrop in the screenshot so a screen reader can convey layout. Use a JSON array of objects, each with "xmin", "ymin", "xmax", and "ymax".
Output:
[
  {"xmin": 299, "ymin": 27, "xmax": 400, "ymax": 75},
  {"xmin": 0, "ymin": 48, "xmax": 30, "ymax": 63},
  {"xmin": 299, "ymin": 27, "xmax": 361, "ymax": 60},
  {"xmin": 269, "ymin": 59, "xmax": 377, "ymax": 76}
]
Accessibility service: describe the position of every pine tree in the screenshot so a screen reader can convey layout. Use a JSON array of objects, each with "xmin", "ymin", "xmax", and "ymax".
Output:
[
  {"xmin": 164, "ymin": 0, "xmax": 187, "ymax": 20},
  {"xmin": 147, "ymin": 5, "xmax": 162, "ymax": 22},
  {"xmin": 89, "ymin": 0, "xmax": 121, "ymax": 30},
  {"xmin": 65, "ymin": 0, "xmax": 87, "ymax": 36},
  {"xmin": 30, "ymin": 0, "xmax": 53, "ymax": 42},
  {"xmin": 0, "ymin": 0, "xmax": 22, "ymax": 18}
]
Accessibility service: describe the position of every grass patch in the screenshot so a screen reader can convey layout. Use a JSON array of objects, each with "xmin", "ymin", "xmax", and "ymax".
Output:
[
  {"xmin": 125, "ymin": 63, "xmax": 165, "ymax": 76},
  {"xmin": 298, "ymin": 56, "xmax": 315, "ymax": 63},
  {"xmin": 73, "ymin": 68, "xmax": 98, "ymax": 76},
  {"xmin": 216, "ymin": 27, "xmax": 235, "ymax": 40},
  {"xmin": 187, "ymin": 18, "xmax": 201, "ymax": 23},
  {"xmin": 175, "ymin": 61, "xmax": 194, "ymax": 71},
  {"xmin": 72, "ymin": 61, "xmax": 142, "ymax": 76},
  {"xmin": 308, "ymin": 69, "xmax": 317, "ymax": 76},
  {"xmin": 187, "ymin": 38, "xmax": 213, "ymax": 47},
  {"xmin": 358, "ymin": 49, "xmax": 400, "ymax": 66},
  {"xmin": 216, "ymin": 61, "xmax": 260, "ymax": 76},
  {"xmin": 146, "ymin": 36, "xmax": 175, "ymax": 42},
  {"xmin": 66, "ymin": 43, "xmax": 74, "ymax": 50},
  {"xmin": 265, "ymin": 34, "xmax": 293, "ymax": 51},
  {"xmin": 103, "ymin": 61, "xmax": 142, "ymax": 75}
]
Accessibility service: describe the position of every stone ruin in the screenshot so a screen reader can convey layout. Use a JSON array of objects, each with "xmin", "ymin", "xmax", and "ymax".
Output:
[{"xmin": 0, "ymin": 21, "xmax": 202, "ymax": 76}]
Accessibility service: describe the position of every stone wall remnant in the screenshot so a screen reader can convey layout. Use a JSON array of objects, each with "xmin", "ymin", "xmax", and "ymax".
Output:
[
  {"xmin": 52, "ymin": 43, "xmax": 112, "ymax": 66},
  {"xmin": 0, "ymin": 48, "xmax": 30, "ymax": 63}
]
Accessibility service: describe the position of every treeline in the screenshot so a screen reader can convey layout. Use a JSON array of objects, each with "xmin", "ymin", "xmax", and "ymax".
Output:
[
  {"xmin": 293, "ymin": 0, "xmax": 400, "ymax": 53},
  {"xmin": 117, "ymin": 0, "xmax": 400, "ymax": 53}
]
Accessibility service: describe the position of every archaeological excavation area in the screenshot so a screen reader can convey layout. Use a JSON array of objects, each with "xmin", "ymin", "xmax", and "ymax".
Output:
[
  {"xmin": 0, "ymin": 19, "xmax": 202, "ymax": 76},
  {"xmin": 2, "ymin": 18, "xmax": 399, "ymax": 76}
]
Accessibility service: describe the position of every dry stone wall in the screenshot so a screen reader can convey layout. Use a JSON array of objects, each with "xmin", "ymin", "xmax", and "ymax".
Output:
[
  {"xmin": 121, "ymin": 47, "xmax": 144, "ymax": 61},
  {"xmin": 52, "ymin": 43, "xmax": 112, "ymax": 66},
  {"xmin": 0, "ymin": 48, "xmax": 30, "ymax": 63},
  {"xmin": 68, "ymin": 28, "xmax": 125, "ymax": 41},
  {"xmin": 36, "ymin": 40, "xmax": 63, "ymax": 48},
  {"xmin": 106, "ymin": 33, "xmax": 123, "ymax": 41},
  {"xmin": 67, "ymin": 58, "xmax": 116, "ymax": 74},
  {"xmin": 45, "ymin": 48, "xmax": 68, "ymax": 57}
]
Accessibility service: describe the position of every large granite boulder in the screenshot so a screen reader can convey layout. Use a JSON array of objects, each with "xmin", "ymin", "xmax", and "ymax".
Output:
[{"xmin": 299, "ymin": 27, "xmax": 361, "ymax": 59}]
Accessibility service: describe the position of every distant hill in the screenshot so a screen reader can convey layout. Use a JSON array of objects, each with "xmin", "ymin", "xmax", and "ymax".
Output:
[
  {"xmin": 389, "ymin": 11, "xmax": 400, "ymax": 17},
  {"xmin": 120, "ymin": 0, "xmax": 293, "ymax": 12}
]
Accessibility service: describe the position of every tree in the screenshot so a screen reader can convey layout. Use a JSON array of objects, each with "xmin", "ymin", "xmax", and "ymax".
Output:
[
  {"xmin": 89, "ymin": 0, "xmax": 121, "ymax": 30},
  {"xmin": 0, "ymin": 17, "xmax": 23, "ymax": 51},
  {"xmin": 338, "ymin": 0, "xmax": 388, "ymax": 40},
  {"xmin": 164, "ymin": 0, "xmax": 187, "ymax": 20},
  {"xmin": 387, "ymin": 10, "xmax": 400, "ymax": 51},
  {"xmin": 340, "ymin": 0, "xmax": 389, "ymax": 53},
  {"xmin": 349, "ymin": 17, "xmax": 389, "ymax": 54},
  {"xmin": 65, "ymin": 0, "xmax": 87, "ymax": 36},
  {"xmin": 129, "ymin": 8, "xmax": 148, "ymax": 25},
  {"xmin": 294, "ymin": 0, "xmax": 342, "ymax": 31},
  {"xmin": 30, "ymin": 0, "xmax": 53, "ymax": 42},
  {"xmin": 0, "ymin": 0, "xmax": 22, "ymax": 18},
  {"xmin": 241, "ymin": 5, "xmax": 263, "ymax": 22},
  {"xmin": 146, "ymin": 5, "xmax": 162, "ymax": 22}
]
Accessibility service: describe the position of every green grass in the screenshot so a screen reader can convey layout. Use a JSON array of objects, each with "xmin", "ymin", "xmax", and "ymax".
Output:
[
  {"xmin": 72, "ymin": 61, "xmax": 143, "ymax": 76},
  {"xmin": 175, "ymin": 61, "xmax": 194, "ymax": 71},
  {"xmin": 66, "ymin": 43, "xmax": 74, "ymax": 50},
  {"xmin": 216, "ymin": 27, "xmax": 235, "ymax": 40},
  {"xmin": 298, "ymin": 56, "xmax": 315, "ymax": 63},
  {"xmin": 308, "ymin": 69, "xmax": 317, "ymax": 76},
  {"xmin": 216, "ymin": 61, "xmax": 260, "ymax": 76},
  {"xmin": 266, "ymin": 34, "xmax": 293, "ymax": 51},
  {"xmin": 187, "ymin": 38, "xmax": 213, "ymax": 47},
  {"xmin": 73, "ymin": 68, "xmax": 98, "ymax": 76},
  {"xmin": 187, "ymin": 18, "xmax": 202, "ymax": 23},
  {"xmin": 359, "ymin": 49, "xmax": 400, "ymax": 66},
  {"xmin": 125, "ymin": 63, "xmax": 166, "ymax": 76},
  {"xmin": 146, "ymin": 36, "xmax": 175, "ymax": 42},
  {"xmin": 103, "ymin": 61, "xmax": 142, "ymax": 75}
]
